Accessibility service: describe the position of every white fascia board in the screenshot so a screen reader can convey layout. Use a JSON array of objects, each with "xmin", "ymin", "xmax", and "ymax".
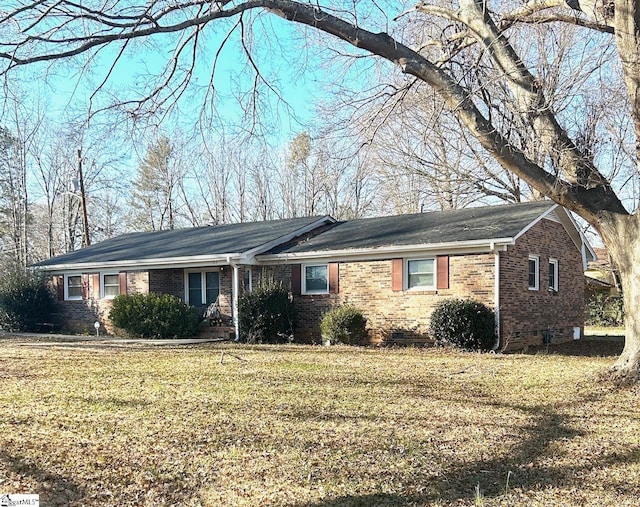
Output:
[
  {"xmin": 553, "ymin": 208, "xmax": 596, "ymax": 267},
  {"xmin": 34, "ymin": 253, "xmax": 243, "ymax": 275},
  {"xmin": 513, "ymin": 202, "xmax": 559, "ymax": 241},
  {"xmin": 558, "ymin": 208, "xmax": 597, "ymax": 263},
  {"xmin": 513, "ymin": 203, "xmax": 596, "ymax": 263},
  {"xmin": 242, "ymin": 215, "xmax": 336, "ymax": 258},
  {"xmin": 256, "ymin": 238, "xmax": 514, "ymax": 264}
]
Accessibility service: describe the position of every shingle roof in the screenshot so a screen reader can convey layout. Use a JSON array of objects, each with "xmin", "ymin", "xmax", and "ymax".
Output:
[
  {"xmin": 266, "ymin": 201, "xmax": 556, "ymax": 254},
  {"xmin": 35, "ymin": 201, "xmax": 561, "ymax": 270},
  {"xmin": 35, "ymin": 215, "xmax": 330, "ymax": 268}
]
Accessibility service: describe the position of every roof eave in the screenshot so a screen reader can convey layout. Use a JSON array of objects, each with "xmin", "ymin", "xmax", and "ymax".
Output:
[
  {"xmin": 257, "ymin": 237, "xmax": 515, "ymax": 263},
  {"xmin": 513, "ymin": 202, "xmax": 559, "ymax": 241},
  {"xmin": 33, "ymin": 216, "xmax": 336, "ymax": 273},
  {"xmin": 33, "ymin": 253, "xmax": 244, "ymax": 274}
]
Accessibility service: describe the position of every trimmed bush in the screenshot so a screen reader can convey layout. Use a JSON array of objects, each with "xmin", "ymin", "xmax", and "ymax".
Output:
[
  {"xmin": 429, "ymin": 298, "xmax": 496, "ymax": 351},
  {"xmin": 238, "ymin": 284, "xmax": 295, "ymax": 343},
  {"xmin": 320, "ymin": 305, "xmax": 368, "ymax": 345},
  {"xmin": 0, "ymin": 271, "xmax": 58, "ymax": 332},
  {"xmin": 109, "ymin": 292, "xmax": 201, "ymax": 338}
]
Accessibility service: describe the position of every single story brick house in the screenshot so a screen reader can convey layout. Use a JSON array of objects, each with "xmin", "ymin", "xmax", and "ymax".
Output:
[{"xmin": 34, "ymin": 200, "xmax": 595, "ymax": 350}]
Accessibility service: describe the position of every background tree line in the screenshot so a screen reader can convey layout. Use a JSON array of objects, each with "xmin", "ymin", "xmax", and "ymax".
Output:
[{"xmin": 0, "ymin": 95, "xmax": 541, "ymax": 272}]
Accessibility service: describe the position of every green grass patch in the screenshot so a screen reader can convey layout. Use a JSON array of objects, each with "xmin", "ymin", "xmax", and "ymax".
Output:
[{"xmin": 0, "ymin": 338, "xmax": 638, "ymax": 506}]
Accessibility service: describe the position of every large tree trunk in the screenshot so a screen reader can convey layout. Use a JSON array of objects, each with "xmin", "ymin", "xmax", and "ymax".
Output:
[{"xmin": 599, "ymin": 213, "xmax": 640, "ymax": 379}]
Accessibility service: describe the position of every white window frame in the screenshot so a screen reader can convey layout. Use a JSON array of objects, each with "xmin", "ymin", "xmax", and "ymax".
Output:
[
  {"xmin": 64, "ymin": 274, "xmax": 83, "ymax": 301},
  {"xmin": 548, "ymin": 258, "xmax": 559, "ymax": 292},
  {"xmin": 302, "ymin": 264, "xmax": 329, "ymax": 295},
  {"xmin": 528, "ymin": 255, "xmax": 540, "ymax": 291},
  {"xmin": 184, "ymin": 269, "xmax": 220, "ymax": 306},
  {"xmin": 101, "ymin": 272, "xmax": 120, "ymax": 299},
  {"xmin": 406, "ymin": 257, "xmax": 436, "ymax": 291}
]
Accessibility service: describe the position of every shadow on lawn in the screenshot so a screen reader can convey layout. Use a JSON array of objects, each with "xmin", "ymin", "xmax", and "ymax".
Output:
[
  {"xmin": 290, "ymin": 387, "xmax": 634, "ymax": 506},
  {"xmin": 0, "ymin": 450, "xmax": 84, "ymax": 507},
  {"xmin": 293, "ymin": 413, "xmax": 584, "ymax": 507},
  {"xmin": 524, "ymin": 338, "xmax": 624, "ymax": 357},
  {"xmin": 68, "ymin": 394, "xmax": 152, "ymax": 410}
]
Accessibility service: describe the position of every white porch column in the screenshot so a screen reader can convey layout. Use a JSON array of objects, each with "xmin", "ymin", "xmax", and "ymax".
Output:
[{"xmin": 232, "ymin": 263, "xmax": 240, "ymax": 342}]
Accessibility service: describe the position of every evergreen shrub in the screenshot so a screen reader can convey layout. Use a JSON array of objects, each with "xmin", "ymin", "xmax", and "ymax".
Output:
[
  {"xmin": 109, "ymin": 292, "xmax": 201, "ymax": 338},
  {"xmin": 320, "ymin": 305, "xmax": 368, "ymax": 345},
  {"xmin": 238, "ymin": 284, "xmax": 295, "ymax": 343},
  {"xmin": 429, "ymin": 298, "xmax": 496, "ymax": 351},
  {"xmin": 0, "ymin": 271, "xmax": 57, "ymax": 332}
]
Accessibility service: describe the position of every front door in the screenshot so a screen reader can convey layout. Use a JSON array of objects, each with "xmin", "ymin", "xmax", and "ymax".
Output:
[{"xmin": 187, "ymin": 270, "xmax": 220, "ymax": 306}]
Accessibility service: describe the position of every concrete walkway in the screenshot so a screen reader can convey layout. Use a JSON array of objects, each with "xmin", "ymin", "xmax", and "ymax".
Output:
[{"xmin": 1, "ymin": 332, "xmax": 231, "ymax": 346}]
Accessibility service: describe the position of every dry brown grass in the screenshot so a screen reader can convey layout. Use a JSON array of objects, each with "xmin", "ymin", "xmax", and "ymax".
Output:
[{"xmin": 0, "ymin": 337, "xmax": 638, "ymax": 506}]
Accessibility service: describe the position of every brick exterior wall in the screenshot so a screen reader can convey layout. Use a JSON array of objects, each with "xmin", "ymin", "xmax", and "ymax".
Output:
[
  {"xmin": 149, "ymin": 269, "xmax": 183, "ymax": 298},
  {"xmin": 264, "ymin": 219, "xmax": 584, "ymax": 349},
  {"xmin": 285, "ymin": 253, "xmax": 496, "ymax": 345},
  {"xmin": 498, "ymin": 218, "xmax": 585, "ymax": 351},
  {"xmin": 53, "ymin": 271, "xmax": 149, "ymax": 334},
  {"xmin": 48, "ymin": 217, "xmax": 584, "ymax": 348},
  {"xmin": 127, "ymin": 271, "xmax": 149, "ymax": 294},
  {"xmin": 57, "ymin": 298, "xmax": 111, "ymax": 335},
  {"xmin": 52, "ymin": 268, "xmax": 236, "ymax": 334}
]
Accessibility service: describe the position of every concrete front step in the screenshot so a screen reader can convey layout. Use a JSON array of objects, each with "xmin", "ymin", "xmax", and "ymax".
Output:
[{"xmin": 198, "ymin": 325, "xmax": 236, "ymax": 340}]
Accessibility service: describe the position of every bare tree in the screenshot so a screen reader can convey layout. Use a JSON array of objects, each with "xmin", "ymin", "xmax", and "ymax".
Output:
[
  {"xmin": 286, "ymin": 132, "xmax": 329, "ymax": 216},
  {"xmin": 30, "ymin": 130, "xmax": 80, "ymax": 257},
  {"xmin": 308, "ymin": 126, "xmax": 379, "ymax": 219},
  {"xmin": 2, "ymin": 0, "xmax": 640, "ymax": 378},
  {"xmin": 0, "ymin": 95, "xmax": 46, "ymax": 269},
  {"xmin": 193, "ymin": 140, "xmax": 239, "ymax": 225},
  {"xmin": 366, "ymin": 95, "xmax": 532, "ymax": 210},
  {"xmin": 0, "ymin": 125, "xmax": 27, "ymax": 269},
  {"xmin": 248, "ymin": 158, "xmax": 276, "ymax": 222}
]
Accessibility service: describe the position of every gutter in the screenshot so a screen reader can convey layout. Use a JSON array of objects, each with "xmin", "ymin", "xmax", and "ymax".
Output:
[
  {"xmin": 33, "ymin": 253, "xmax": 245, "ymax": 274},
  {"xmin": 258, "ymin": 237, "xmax": 515, "ymax": 264},
  {"xmin": 491, "ymin": 242, "xmax": 501, "ymax": 352}
]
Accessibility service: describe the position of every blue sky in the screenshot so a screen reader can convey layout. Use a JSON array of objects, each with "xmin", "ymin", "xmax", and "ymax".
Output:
[{"xmin": 21, "ymin": 14, "xmax": 334, "ymax": 149}]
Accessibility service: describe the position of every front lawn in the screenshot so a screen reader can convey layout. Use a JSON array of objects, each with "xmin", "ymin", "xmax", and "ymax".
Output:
[{"xmin": 0, "ymin": 338, "xmax": 638, "ymax": 506}]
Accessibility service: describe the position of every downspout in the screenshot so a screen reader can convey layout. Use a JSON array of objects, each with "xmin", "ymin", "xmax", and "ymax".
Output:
[
  {"xmin": 491, "ymin": 243, "xmax": 501, "ymax": 351},
  {"xmin": 227, "ymin": 256, "xmax": 240, "ymax": 342}
]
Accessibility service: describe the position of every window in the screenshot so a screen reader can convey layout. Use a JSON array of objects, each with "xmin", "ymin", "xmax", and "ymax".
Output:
[
  {"xmin": 528, "ymin": 255, "xmax": 539, "ymax": 290},
  {"xmin": 407, "ymin": 258, "xmax": 435, "ymax": 290},
  {"xmin": 102, "ymin": 273, "xmax": 120, "ymax": 298},
  {"xmin": 66, "ymin": 274, "xmax": 83, "ymax": 300},
  {"xmin": 548, "ymin": 259, "xmax": 558, "ymax": 292},
  {"xmin": 243, "ymin": 268, "xmax": 252, "ymax": 293},
  {"xmin": 186, "ymin": 270, "xmax": 220, "ymax": 306},
  {"xmin": 303, "ymin": 264, "xmax": 328, "ymax": 294}
]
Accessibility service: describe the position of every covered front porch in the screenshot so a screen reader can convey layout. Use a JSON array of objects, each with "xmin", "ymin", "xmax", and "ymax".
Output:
[{"xmin": 147, "ymin": 263, "xmax": 254, "ymax": 342}]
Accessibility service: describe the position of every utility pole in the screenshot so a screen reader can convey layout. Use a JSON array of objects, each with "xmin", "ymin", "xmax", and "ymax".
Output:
[{"xmin": 77, "ymin": 149, "xmax": 90, "ymax": 247}]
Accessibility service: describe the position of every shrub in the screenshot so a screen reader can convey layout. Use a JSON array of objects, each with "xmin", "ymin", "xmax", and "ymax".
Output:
[
  {"xmin": 429, "ymin": 298, "xmax": 496, "ymax": 351},
  {"xmin": 320, "ymin": 305, "xmax": 368, "ymax": 345},
  {"xmin": 0, "ymin": 271, "xmax": 58, "ymax": 332},
  {"xmin": 238, "ymin": 284, "xmax": 295, "ymax": 343},
  {"xmin": 109, "ymin": 292, "xmax": 201, "ymax": 338},
  {"xmin": 585, "ymin": 293, "xmax": 624, "ymax": 327}
]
